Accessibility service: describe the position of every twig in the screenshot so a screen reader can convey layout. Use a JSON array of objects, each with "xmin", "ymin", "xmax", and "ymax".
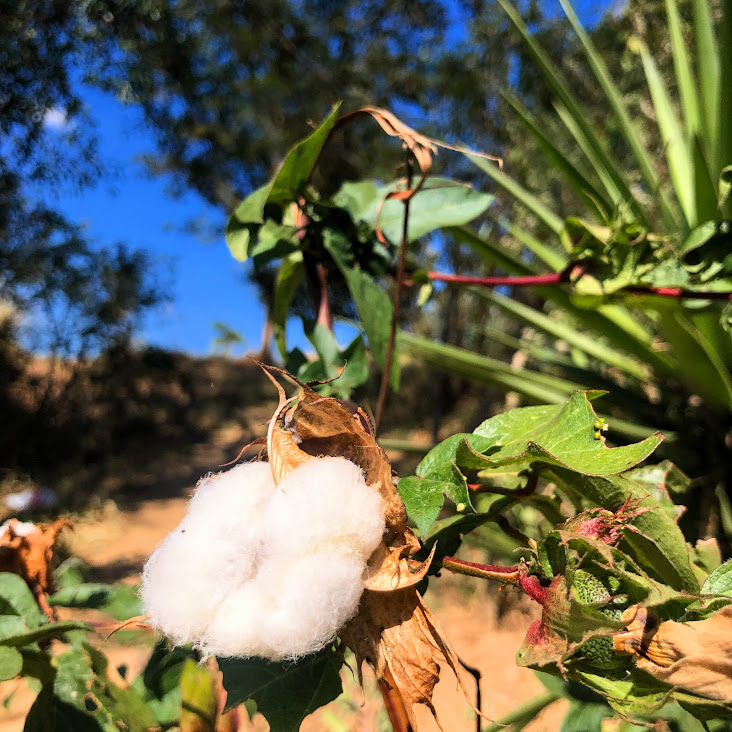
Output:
[
  {"xmin": 377, "ymin": 665, "xmax": 413, "ymax": 732},
  {"xmin": 407, "ymin": 269, "xmax": 732, "ymax": 301},
  {"xmin": 457, "ymin": 657, "xmax": 483, "ymax": 732},
  {"xmin": 374, "ymin": 152, "xmax": 414, "ymax": 435},
  {"xmin": 482, "ymin": 691, "xmax": 560, "ymax": 732},
  {"xmin": 440, "ymin": 557, "xmax": 520, "ymax": 584}
]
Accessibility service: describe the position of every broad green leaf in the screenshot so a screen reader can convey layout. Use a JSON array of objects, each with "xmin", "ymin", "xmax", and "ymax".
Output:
[
  {"xmin": 219, "ymin": 648, "xmax": 343, "ymax": 732},
  {"xmin": 249, "ymin": 222, "xmax": 300, "ymax": 270},
  {"xmin": 561, "ymin": 700, "xmax": 614, "ymax": 732},
  {"xmin": 226, "ymin": 105, "xmax": 341, "ymax": 261},
  {"xmin": 225, "ymin": 184, "xmax": 271, "ymax": 261},
  {"xmin": 468, "ymin": 155, "xmax": 564, "ymax": 235},
  {"xmin": 0, "ymin": 573, "xmax": 45, "ymax": 627},
  {"xmin": 24, "ymin": 686, "xmax": 103, "ymax": 732},
  {"xmin": 475, "ymin": 289, "xmax": 650, "ymax": 381},
  {"xmin": 333, "ymin": 180, "xmax": 381, "ymax": 215},
  {"xmin": 324, "ymin": 232, "xmax": 398, "ymax": 388},
  {"xmin": 397, "ymin": 476, "xmax": 450, "ymax": 536},
  {"xmin": 354, "ymin": 177, "xmax": 493, "ymax": 244},
  {"xmin": 180, "ymin": 658, "xmax": 218, "ymax": 732},
  {"xmin": 702, "ymin": 560, "xmax": 732, "ymax": 596},
  {"xmin": 467, "ymin": 393, "xmax": 661, "ymax": 476},
  {"xmin": 131, "ymin": 640, "xmax": 191, "ymax": 726},
  {"xmin": 623, "ymin": 460, "xmax": 689, "ymax": 522},
  {"xmin": 0, "ymin": 645, "xmax": 22, "ymax": 680},
  {"xmin": 637, "ymin": 39, "xmax": 695, "ymax": 227},
  {"xmin": 49, "ymin": 583, "xmax": 141, "ymax": 621},
  {"xmin": 549, "ymin": 468, "xmax": 698, "ymax": 592},
  {"xmin": 268, "ymin": 105, "xmax": 341, "ymax": 204},
  {"xmin": 0, "ymin": 619, "xmax": 90, "ymax": 647}
]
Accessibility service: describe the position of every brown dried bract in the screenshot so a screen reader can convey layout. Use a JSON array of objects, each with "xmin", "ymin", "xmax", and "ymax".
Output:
[
  {"xmin": 260, "ymin": 365, "xmax": 473, "ymax": 730},
  {"xmin": 615, "ymin": 605, "xmax": 732, "ymax": 704},
  {"xmin": 0, "ymin": 518, "xmax": 70, "ymax": 619}
]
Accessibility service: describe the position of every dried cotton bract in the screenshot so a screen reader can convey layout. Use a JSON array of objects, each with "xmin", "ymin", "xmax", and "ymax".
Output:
[{"xmin": 141, "ymin": 457, "xmax": 385, "ymax": 660}]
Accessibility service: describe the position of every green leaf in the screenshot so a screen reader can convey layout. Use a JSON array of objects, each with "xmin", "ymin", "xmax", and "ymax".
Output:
[
  {"xmin": 324, "ymin": 232, "xmax": 398, "ymax": 388},
  {"xmin": 468, "ymin": 154, "xmax": 564, "ymax": 235},
  {"xmin": 131, "ymin": 640, "xmax": 191, "ymax": 725},
  {"xmin": 24, "ymin": 686, "xmax": 103, "ymax": 732},
  {"xmin": 549, "ymin": 468, "xmax": 698, "ymax": 592},
  {"xmin": 398, "ymin": 332, "xmax": 580, "ymax": 404},
  {"xmin": 354, "ymin": 177, "xmax": 493, "ymax": 244},
  {"xmin": 0, "ymin": 573, "xmax": 45, "ymax": 627},
  {"xmin": 268, "ymin": 105, "xmax": 341, "ymax": 204},
  {"xmin": 180, "ymin": 658, "xmax": 218, "ymax": 732},
  {"xmin": 665, "ymin": 0, "xmax": 701, "ymax": 136},
  {"xmin": 557, "ymin": 0, "xmax": 681, "ymax": 231},
  {"xmin": 467, "ymin": 393, "xmax": 661, "ymax": 476},
  {"xmin": 637, "ymin": 39, "xmax": 695, "ymax": 227},
  {"xmin": 496, "ymin": 0, "xmax": 643, "ymax": 221},
  {"xmin": 49, "ymin": 583, "xmax": 141, "ymax": 621},
  {"xmin": 272, "ymin": 253, "xmax": 304, "ymax": 358},
  {"xmin": 659, "ymin": 310, "xmax": 732, "ymax": 410},
  {"xmin": 249, "ymin": 222, "xmax": 300, "ymax": 270},
  {"xmin": 691, "ymin": 0, "xmax": 720, "ymax": 152},
  {"xmin": 0, "ymin": 645, "xmax": 22, "ymax": 680},
  {"xmin": 561, "ymin": 700, "xmax": 614, "ymax": 732},
  {"xmin": 702, "ymin": 560, "xmax": 732, "ymax": 596},
  {"xmin": 333, "ymin": 181, "xmax": 381, "ymax": 215},
  {"xmin": 219, "ymin": 648, "xmax": 343, "ymax": 732},
  {"xmin": 397, "ymin": 476, "xmax": 447, "ymax": 536},
  {"xmin": 226, "ymin": 105, "xmax": 341, "ymax": 261},
  {"xmin": 475, "ymin": 289, "xmax": 650, "ymax": 381},
  {"xmin": 503, "ymin": 90, "xmax": 611, "ymax": 221},
  {"xmin": 0, "ymin": 619, "xmax": 90, "ymax": 647}
]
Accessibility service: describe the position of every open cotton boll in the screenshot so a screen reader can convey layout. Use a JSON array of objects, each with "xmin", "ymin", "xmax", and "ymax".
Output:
[
  {"xmin": 264, "ymin": 457, "xmax": 385, "ymax": 560},
  {"xmin": 201, "ymin": 551, "xmax": 366, "ymax": 660},
  {"xmin": 141, "ymin": 461, "xmax": 276, "ymax": 645}
]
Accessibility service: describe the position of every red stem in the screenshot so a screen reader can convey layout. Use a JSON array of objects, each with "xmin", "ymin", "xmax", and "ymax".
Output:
[
  {"xmin": 413, "ymin": 270, "xmax": 732, "ymax": 300},
  {"xmin": 425, "ymin": 271, "xmax": 565, "ymax": 287}
]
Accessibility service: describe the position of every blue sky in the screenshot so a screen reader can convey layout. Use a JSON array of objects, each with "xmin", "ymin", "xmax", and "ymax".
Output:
[{"xmin": 48, "ymin": 87, "xmax": 266, "ymax": 357}]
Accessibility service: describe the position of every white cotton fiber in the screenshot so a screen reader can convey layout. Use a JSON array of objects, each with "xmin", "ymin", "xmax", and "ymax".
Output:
[
  {"xmin": 263, "ymin": 457, "xmax": 385, "ymax": 560},
  {"xmin": 140, "ymin": 456, "xmax": 386, "ymax": 660}
]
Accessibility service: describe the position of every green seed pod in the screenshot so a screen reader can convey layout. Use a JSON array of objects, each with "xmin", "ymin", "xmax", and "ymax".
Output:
[{"xmin": 571, "ymin": 569, "xmax": 627, "ymax": 670}]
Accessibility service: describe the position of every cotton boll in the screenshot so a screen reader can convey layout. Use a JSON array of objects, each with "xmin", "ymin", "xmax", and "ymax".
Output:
[
  {"xmin": 264, "ymin": 457, "xmax": 385, "ymax": 561},
  {"xmin": 201, "ymin": 551, "xmax": 366, "ymax": 660},
  {"xmin": 141, "ymin": 461, "xmax": 276, "ymax": 644}
]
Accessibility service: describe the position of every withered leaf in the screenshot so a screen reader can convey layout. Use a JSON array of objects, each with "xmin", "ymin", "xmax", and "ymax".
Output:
[
  {"xmin": 340, "ymin": 587, "xmax": 475, "ymax": 730},
  {"xmin": 0, "ymin": 518, "xmax": 70, "ymax": 619},
  {"xmin": 615, "ymin": 605, "xmax": 732, "ymax": 704}
]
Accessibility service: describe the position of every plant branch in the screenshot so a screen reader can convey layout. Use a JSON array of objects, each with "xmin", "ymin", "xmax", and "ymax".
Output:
[
  {"xmin": 440, "ymin": 557, "xmax": 520, "ymax": 584},
  {"xmin": 374, "ymin": 152, "xmax": 414, "ymax": 434},
  {"xmin": 482, "ymin": 691, "xmax": 561, "ymax": 732},
  {"xmin": 457, "ymin": 656, "xmax": 482, "ymax": 732},
  {"xmin": 378, "ymin": 665, "xmax": 413, "ymax": 732},
  {"xmin": 408, "ymin": 269, "xmax": 732, "ymax": 301}
]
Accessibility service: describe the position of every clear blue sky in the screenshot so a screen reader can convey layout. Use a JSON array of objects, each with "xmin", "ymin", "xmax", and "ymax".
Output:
[
  {"xmin": 49, "ymin": 87, "xmax": 266, "ymax": 357},
  {"xmin": 46, "ymin": 0, "xmax": 612, "ymax": 357}
]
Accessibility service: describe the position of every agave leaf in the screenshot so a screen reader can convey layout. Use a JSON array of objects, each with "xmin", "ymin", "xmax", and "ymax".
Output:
[
  {"xmin": 637, "ymin": 39, "xmax": 695, "ymax": 228},
  {"xmin": 558, "ymin": 0, "xmax": 682, "ymax": 231},
  {"xmin": 690, "ymin": 0, "xmax": 720, "ymax": 164}
]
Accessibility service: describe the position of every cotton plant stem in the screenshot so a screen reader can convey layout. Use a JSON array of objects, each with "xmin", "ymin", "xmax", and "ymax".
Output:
[
  {"xmin": 378, "ymin": 665, "xmax": 413, "ymax": 732},
  {"xmin": 481, "ymin": 691, "xmax": 561, "ymax": 732},
  {"xmin": 374, "ymin": 153, "xmax": 414, "ymax": 435},
  {"xmin": 440, "ymin": 557, "xmax": 520, "ymax": 584},
  {"xmin": 410, "ymin": 270, "xmax": 732, "ymax": 301}
]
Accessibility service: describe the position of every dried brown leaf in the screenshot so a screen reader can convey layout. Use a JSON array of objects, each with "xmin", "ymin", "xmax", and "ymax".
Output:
[
  {"xmin": 0, "ymin": 518, "xmax": 70, "ymax": 619},
  {"xmin": 615, "ymin": 605, "xmax": 732, "ymax": 703}
]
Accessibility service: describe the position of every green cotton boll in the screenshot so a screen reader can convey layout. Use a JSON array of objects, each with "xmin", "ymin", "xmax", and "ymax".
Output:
[{"xmin": 571, "ymin": 569, "xmax": 628, "ymax": 671}]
